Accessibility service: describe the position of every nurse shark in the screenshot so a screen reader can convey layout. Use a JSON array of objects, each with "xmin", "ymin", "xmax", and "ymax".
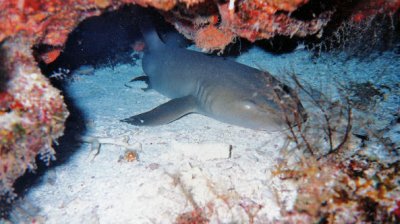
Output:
[{"xmin": 121, "ymin": 19, "xmax": 307, "ymax": 132}]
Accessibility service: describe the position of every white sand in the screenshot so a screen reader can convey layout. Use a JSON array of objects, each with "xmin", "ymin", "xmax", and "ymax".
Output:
[{"xmin": 13, "ymin": 46, "xmax": 400, "ymax": 223}]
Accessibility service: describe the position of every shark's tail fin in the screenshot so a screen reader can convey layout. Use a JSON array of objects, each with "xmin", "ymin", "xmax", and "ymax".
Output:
[{"xmin": 139, "ymin": 17, "xmax": 164, "ymax": 51}]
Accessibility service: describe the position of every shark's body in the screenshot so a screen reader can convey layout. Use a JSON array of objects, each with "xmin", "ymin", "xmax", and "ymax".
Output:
[{"xmin": 122, "ymin": 19, "xmax": 306, "ymax": 131}]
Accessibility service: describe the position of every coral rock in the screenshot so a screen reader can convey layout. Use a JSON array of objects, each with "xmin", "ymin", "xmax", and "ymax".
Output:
[
  {"xmin": 194, "ymin": 25, "xmax": 234, "ymax": 52},
  {"xmin": 0, "ymin": 35, "xmax": 69, "ymax": 197}
]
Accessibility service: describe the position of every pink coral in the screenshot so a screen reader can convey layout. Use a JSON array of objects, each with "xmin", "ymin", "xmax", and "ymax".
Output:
[{"xmin": 0, "ymin": 35, "xmax": 68, "ymax": 197}]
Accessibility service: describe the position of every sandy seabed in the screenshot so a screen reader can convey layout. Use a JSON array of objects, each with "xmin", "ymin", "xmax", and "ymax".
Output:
[{"xmin": 11, "ymin": 45, "xmax": 400, "ymax": 223}]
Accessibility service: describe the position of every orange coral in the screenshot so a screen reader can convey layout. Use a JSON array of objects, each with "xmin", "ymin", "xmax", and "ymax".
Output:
[
  {"xmin": 269, "ymin": 0, "xmax": 309, "ymax": 12},
  {"xmin": 194, "ymin": 25, "xmax": 234, "ymax": 52},
  {"xmin": 40, "ymin": 48, "xmax": 62, "ymax": 64},
  {"xmin": 1, "ymin": 0, "xmax": 398, "ymax": 53},
  {"xmin": 163, "ymin": 0, "xmax": 332, "ymax": 50}
]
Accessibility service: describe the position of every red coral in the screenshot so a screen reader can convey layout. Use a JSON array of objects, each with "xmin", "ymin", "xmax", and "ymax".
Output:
[
  {"xmin": 176, "ymin": 208, "xmax": 209, "ymax": 224},
  {"xmin": 351, "ymin": 0, "xmax": 400, "ymax": 22},
  {"xmin": 394, "ymin": 201, "xmax": 400, "ymax": 218}
]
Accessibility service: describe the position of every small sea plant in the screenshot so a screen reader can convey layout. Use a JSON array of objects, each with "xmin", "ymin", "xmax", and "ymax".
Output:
[
  {"xmin": 270, "ymin": 69, "xmax": 400, "ymax": 223},
  {"xmin": 310, "ymin": 11, "xmax": 399, "ymax": 58},
  {"xmin": 48, "ymin": 68, "xmax": 70, "ymax": 80}
]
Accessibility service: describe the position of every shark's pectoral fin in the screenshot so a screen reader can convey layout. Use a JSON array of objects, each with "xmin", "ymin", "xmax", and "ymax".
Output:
[
  {"xmin": 130, "ymin": 75, "xmax": 149, "ymax": 83},
  {"xmin": 130, "ymin": 75, "xmax": 151, "ymax": 91},
  {"xmin": 121, "ymin": 95, "xmax": 197, "ymax": 126}
]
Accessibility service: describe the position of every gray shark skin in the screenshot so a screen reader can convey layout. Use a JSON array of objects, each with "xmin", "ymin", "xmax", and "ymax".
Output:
[{"xmin": 121, "ymin": 19, "xmax": 307, "ymax": 132}]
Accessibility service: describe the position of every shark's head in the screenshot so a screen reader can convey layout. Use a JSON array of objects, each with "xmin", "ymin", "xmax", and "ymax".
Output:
[{"xmin": 210, "ymin": 82, "xmax": 307, "ymax": 132}]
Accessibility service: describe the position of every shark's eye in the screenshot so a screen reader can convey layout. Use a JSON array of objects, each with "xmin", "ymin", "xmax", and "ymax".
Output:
[{"xmin": 282, "ymin": 85, "xmax": 291, "ymax": 94}]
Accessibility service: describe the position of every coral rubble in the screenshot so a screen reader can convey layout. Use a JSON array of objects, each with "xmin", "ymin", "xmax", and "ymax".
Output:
[{"xmin": 274, "ymin": 156, "xmax": 400, "ymax": 223}]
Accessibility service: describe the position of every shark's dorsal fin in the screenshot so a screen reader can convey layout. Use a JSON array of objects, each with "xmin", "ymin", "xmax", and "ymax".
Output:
[{"xmin": 139, "ymin": 18, "xmax": 164, "ymax": 51}]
